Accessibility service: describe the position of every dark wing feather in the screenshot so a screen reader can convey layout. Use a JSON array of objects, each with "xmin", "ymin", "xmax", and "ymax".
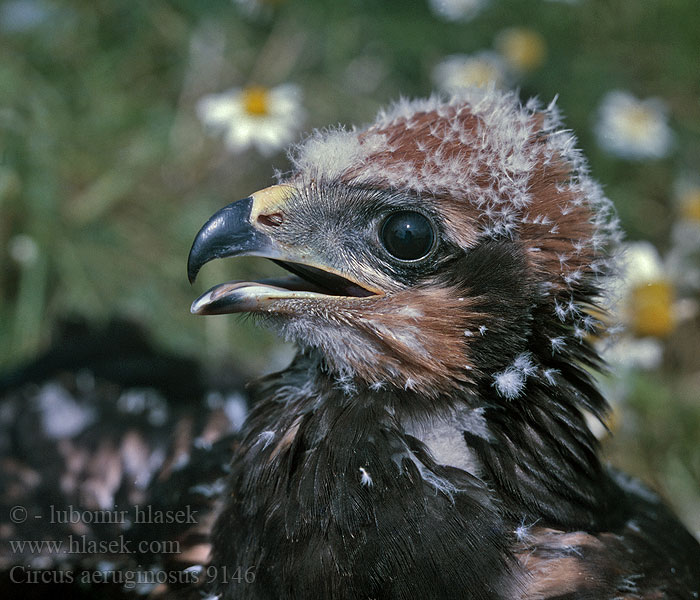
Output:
[
  {"xmin": 1, "ymin": 320, "xmax": 248, "ymax": 599},
  {"xmin": 514, "ymin": 470, "xmax": 700, "ymax": 599}
]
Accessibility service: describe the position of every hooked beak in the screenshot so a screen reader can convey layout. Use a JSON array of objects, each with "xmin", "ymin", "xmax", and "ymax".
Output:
[
  {"xmin": 187, "ymin": 195, "xmax": 279, "ymax": 284},
  {"xmin": 187, "ymin": 185, "xmax": 380, "ymax": 315}
]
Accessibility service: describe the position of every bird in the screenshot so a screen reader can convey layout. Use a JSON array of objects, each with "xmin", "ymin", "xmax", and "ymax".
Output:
[
  {"xmin": 0, "ymin": 318, "xmax": 248, "ymax": 599},
  {"xmin": 187, "ymin": 87, "xmax": 700, "ymax": 600}
]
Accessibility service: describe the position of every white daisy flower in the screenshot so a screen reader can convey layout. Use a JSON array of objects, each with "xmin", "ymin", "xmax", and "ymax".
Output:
[
  {"xmin": 597, "ymin": 243, "xmax": 681, "ymax": 368},
  {"xmin": 196, "ymin": 83, "xmax": 304, "ymax": 156},
  {"xmin": 427, "ymin": 0, "xmax": 489, "ymax": 22},
  {"xmin": 599, "ymin": 240, "xmax": 696, "ymax": 367},
  {"xmin": 594, "ymin": 237, "xmax": 698, "ymax": 433},
  {"xmin": 594, "ymin": 90, "xmax": 673, "ymax": 160},
  {"xmin": 617, "ymin": 241, "xmax": 677, "ymax": 339},
  {"xmin": 591, "ymin": 243, "xmax": 670, "ymax": 426},
  {"xmin": 432, "ymin": 52, "xmax": 508, "ymax": 94}
]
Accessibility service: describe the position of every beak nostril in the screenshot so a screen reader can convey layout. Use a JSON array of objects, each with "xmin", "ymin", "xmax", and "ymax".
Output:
[{"xmin": 258, "ymin": 213, "xmax": 284, "ymax": 227}]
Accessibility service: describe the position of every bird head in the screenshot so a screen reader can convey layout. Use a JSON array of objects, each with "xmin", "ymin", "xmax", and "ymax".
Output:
[{"xmin": 188, "ymin": 89, "xmax": 620, "ymax": 400}]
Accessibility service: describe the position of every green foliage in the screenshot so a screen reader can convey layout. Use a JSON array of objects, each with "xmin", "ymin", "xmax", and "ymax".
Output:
[{"xmin": 0, "ymin": 0, "xmax": 698, "ymax": 528}]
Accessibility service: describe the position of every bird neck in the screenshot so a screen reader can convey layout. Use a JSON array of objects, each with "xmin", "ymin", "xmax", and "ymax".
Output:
[
  {"xmin": 217, "ymin": 352, "xmax": 519, "ymax": 598},
  {"xmin": 465, "ymin": 375, "xmax": 615, "ymax": 530},
  {"xmin": 244, "ymin": 348, "xmax": 615, "ymax": 531}
]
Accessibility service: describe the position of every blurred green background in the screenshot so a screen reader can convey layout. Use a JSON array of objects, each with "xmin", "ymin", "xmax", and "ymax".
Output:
[{"xmin": 1, "ymin": 0, "xmax": 699, "ymax": 532}]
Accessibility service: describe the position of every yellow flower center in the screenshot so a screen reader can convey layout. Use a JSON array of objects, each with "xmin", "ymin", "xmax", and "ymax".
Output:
[
  {"xmin": 620, "ymin": 106, "xmax": 656, "ymax": 142},
  {"xmin": 460, "ymin": 61, "xmax": 500, "ymax": 88},
  {"xmin": 497, "ymin": 28, "xmax": 547, "ymax": 72},
  {"xmin": 679, "ymin": 187, "xmax": 700, "ymax": 223},
  {"xmin": 242, "ymin": 86, "xmax": 270, "ymax": 117},
  {"xmin": 629, "ymin": 280, "xmax": 675, "ymax": 338}
]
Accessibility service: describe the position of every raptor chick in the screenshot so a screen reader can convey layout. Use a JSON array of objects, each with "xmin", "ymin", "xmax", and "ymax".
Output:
[{"xmin": 188, "ymin": 88, "xmax": 700, "ymax": 600}]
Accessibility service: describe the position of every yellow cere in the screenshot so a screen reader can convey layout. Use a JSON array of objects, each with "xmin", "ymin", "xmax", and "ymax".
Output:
[
  {"xmin": 629, "ymin": 280, "xmax": 675, "ymax": 338},
  {"xmin": 242, "ymin": 86, "xmax": 270, "ymax": 117},
  {"xmin": 496, "ymin": 28, "xmax": 547, "ymax": 72}
]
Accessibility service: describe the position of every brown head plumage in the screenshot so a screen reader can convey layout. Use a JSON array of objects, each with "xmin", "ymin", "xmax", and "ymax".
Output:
[{"xmin": 189, "ymin": 88, "xmax": 620, "ymax": 398}]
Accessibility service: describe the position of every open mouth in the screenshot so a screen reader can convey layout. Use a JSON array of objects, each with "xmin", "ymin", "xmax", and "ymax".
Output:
[
  {"xmin": 186, "ymin": 190, "xmax": 382, "ymax": 316},
  {"xmin": 272, "ymin": 261, "xmax": 376, "ymax": 298},
  {"xmin": 190, "ymin": 260, "xmax": 378, "ymax": 315}
]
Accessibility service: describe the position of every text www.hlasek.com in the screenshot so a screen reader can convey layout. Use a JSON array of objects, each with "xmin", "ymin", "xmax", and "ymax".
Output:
[{"xmin": 10, "ymin": 535, "xmax": 180, "ymax": 555}]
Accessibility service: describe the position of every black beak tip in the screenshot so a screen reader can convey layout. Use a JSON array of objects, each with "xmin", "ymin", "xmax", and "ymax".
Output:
[
  {"xmin": 185, "ymin": 196, "xmax": 259, "ymax": 286},
  {"xmin": 187, "ymin": 256, "xmax": 200, "ymax": 285},
  {"xmin": 187, "ymin": 241, "xmax": 203, "ymax": 284}
]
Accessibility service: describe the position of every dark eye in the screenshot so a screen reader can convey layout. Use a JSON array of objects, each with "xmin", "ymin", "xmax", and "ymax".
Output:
[{"xmin": 380, "ymin": 211, "xmax": 436, "ymax": 261}]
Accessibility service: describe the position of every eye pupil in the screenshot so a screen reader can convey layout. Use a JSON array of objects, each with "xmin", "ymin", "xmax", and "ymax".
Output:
[{"xmin": 380, "ymin": 211, "xmax": 435, "ymax": 261}]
